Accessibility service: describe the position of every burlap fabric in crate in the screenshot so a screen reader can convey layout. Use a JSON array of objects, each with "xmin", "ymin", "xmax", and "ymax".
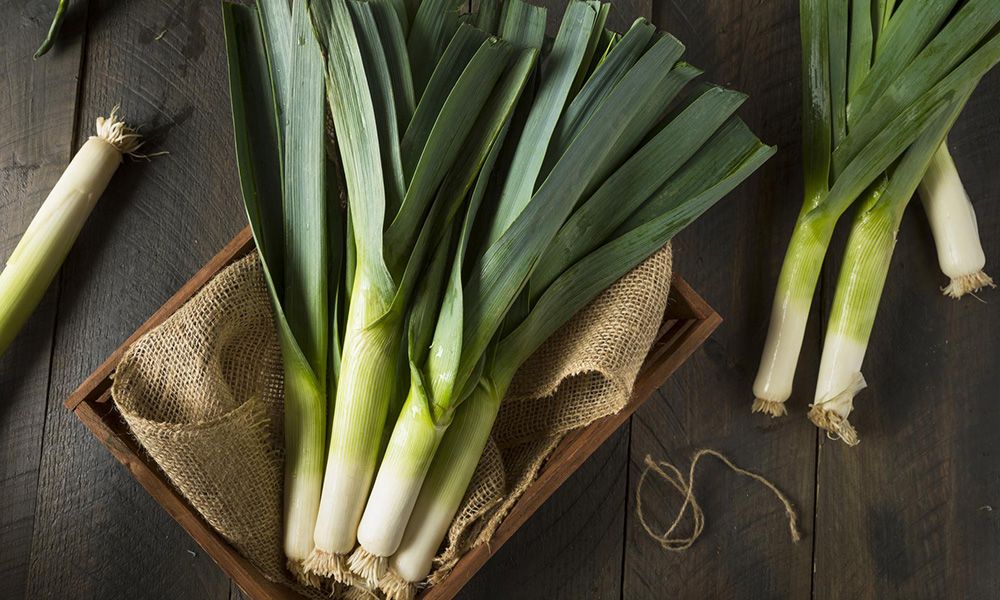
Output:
[{"xmin": 111, "ymin": 244, "xmax": 672, "ymax": 593}]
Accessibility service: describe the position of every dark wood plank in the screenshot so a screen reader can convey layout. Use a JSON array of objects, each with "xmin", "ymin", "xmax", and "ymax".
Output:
[
  {"xmin": 604, "ymin": 0, "xmax": 647, "ymax": 33},
  {"xmin": 0, "ymin": 1, "xmax": 88, "ymax": 597},
  {"xmin": 813, "ymin": 68, "xmax": 1000, "ymax": 600},
  {"xmin": 23, "ymin": 1, "xmax": 243, "ymax": 598},
  {"xmin": 624, "ymin": 1, "xmax": 819, "ymax": 598},
  {"xmin": 456, "ymin": 427, "xmax": 632, "ymax": 600}
]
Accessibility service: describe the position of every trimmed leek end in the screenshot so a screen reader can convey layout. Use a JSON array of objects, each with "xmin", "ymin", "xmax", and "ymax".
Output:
[
  {"xmin": 94, "ymin": 108, "xmax": 144, "ymax": 154},
  {"xmin": 379, "ymin": 569, "xmax": 417, "ymax": 600},
  {"xmin": 919, "ymin": 142, "xmax": 993, "ymax": 299},
  {"xmin": 751, "ymin": 398, "xmax": 788, "ymax": 418},
  {"xmin": 347, "ymin": 546, "xmax": 388, "ymax": 587},
  {"xmin": 286, "ymin": 558, "xmax": 324, "ymax": 589},
  {"xmin": 356, "ymin": 381, "xmax": 447, "ymax": 563},
  {"xmin": 808, "ymin": 369, "xmax": 864, "ymax": 448},
  {"xmin": 810, "ymin": 358, "xmax": 866, "ymax": 448},
  {"xmin": 808, "ymin": 406, "xmax": 860, "ymax": 447},
  {"xmin": 0, "ymin": 109, "xmax": 139, "ymax": 357},
  {"xmin": 943, "ymin": 271, "xmax": 995, "ymax": 299},
  {"xmin": 303, "ymin": 548, "xmax": 352, "ymax": 582}
]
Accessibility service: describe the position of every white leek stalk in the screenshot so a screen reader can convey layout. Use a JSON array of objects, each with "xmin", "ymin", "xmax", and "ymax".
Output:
[
  {"xmin": 354, "ymin": 379, "xmax": 446, "ymax": 567},
  {"xmin": 808, "ymin": 187, "xmax": 891, "ymax": 446},
  {"xmin": 383, "ymin": 382, "xmax": 500, "ymax": 596},
  {"xmin": 919, "ymin": 141, "xmax": 994, "ymax": 298},
  {"xmin": 752, "ymin": 215, "xmax": 834, "ymax": 417},
  {"xmin": 0, "ymin": 110, "xmax": 139, "ymax": 356}
]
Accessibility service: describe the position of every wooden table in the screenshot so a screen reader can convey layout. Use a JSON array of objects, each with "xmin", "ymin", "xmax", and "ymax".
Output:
[{"xmin": 1, "ymin": 1, "xmax": 997, "ymax": 598}]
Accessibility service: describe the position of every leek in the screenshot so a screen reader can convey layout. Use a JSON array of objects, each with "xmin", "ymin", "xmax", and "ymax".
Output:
[
  {"xmin": 753, "ymin": 0, "xmax": 1000, "ymax": 418},
  {"xmin": 919, "ymin": 141, "xmax": 994, "ymax": 298},
  {"xmin": 307, "ymin": 1, "xmax": 531, "ymax": 579},
  {"xmin": 0, "ymin": 109, "xmax": 140, "ymax": 357},
  {"xmin": 811, "ymin": 89, "xmax": 973, "ymax": 445},
  {"xmin": 223, "ymin": 2, "xmax": 333, "ymax": 579}
]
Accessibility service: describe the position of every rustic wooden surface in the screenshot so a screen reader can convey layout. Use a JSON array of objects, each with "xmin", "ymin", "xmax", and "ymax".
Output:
[{"xmin": 1, "ymin": 0, "xmax": 997, "ymax": 598}]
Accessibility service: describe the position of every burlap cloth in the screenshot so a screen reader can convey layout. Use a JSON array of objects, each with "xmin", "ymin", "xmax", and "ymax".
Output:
[{"xmin": 111, "ymin": 243, "xmax": 672, "ymax": 595}]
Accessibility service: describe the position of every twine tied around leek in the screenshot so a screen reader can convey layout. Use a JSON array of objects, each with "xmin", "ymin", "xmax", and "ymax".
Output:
[{"xmin": 635, "ymin": 449, "xmax": 801, "ymax": 551}]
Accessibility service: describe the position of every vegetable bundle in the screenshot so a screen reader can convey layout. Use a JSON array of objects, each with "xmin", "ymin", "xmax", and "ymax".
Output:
[
  {"xmin": 224, "ymin": 0, "xmax": 772, "ymax": 595},
  {"xmin": 753, "ymin": 0, "xmax": 1000, "ymax": 443}
]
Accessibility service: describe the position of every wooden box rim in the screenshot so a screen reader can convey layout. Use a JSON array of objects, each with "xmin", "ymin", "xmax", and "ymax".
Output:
[{"xmin": 64, "ymin": 226, "xmax": 721, "ymax": 599}]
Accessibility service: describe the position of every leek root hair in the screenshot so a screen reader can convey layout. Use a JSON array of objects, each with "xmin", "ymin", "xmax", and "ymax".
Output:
[
  {"xmin": 347, "ymin": 546, "xmax": 388, "ymax": 586},
  {"xmin": 94, "ymin": 107, "xmax": 144, "ymax": 154},
  {"xmin": 379, "ymin": 569, "xmax": 418, "ymax": 600},
  {"xmin": 751, "ymin": 398, "xmax": 788, "ymax": 418},
  {"xmin": 943, "ymin": 271, "xmax": 995, "ymax": 299},
  {"xmin": 303, "ymin": 548, "xmax": 353, "ymax": 583},
  {"xmin": 808, "ymin": 405, "xmax": 860, "ymax": 447},
  {"xmin": 286, "ymin": 558, "xmax": 325, "ymax": 590}
]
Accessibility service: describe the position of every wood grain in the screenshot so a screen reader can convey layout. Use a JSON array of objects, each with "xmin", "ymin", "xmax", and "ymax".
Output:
[
  {"xmin": 456, "ymin": 428, "xmax": 632, "ymax": 600},
  {"xmin": 812, "ymin": 68, "xmax": 1000, "ymax": 600},
  {"xmin": 22, "ymin": 1, "xmax": 243, "ymax": 598},
  {"xmin": 624, "ymin": 1, "xmax": 819, "ymax": 598},
  {"xmin": 0, "ymin": 1, "xmax": 87, "ymax": 597}
]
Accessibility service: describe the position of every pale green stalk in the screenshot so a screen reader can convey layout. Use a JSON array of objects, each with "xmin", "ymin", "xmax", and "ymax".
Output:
[
  {"xmin": 811, "ymin": 88, "xmax": 973, "ymax": 445},
  {"xmin": 0, "ymin": 112, "xmax": 137, "ymax": 356}
]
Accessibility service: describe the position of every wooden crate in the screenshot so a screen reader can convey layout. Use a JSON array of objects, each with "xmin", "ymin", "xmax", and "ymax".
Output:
[{"xmin": 64, "ymin": 226, "xmax": 721, "ymax": 600}]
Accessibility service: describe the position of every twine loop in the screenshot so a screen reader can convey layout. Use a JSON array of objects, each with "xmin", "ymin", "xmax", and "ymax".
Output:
[{"xmin": 635, "ymin": 449, "xmax": 801, "ymax": 551}]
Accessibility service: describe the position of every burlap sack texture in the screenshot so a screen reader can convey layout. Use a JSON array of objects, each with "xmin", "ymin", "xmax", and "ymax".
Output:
[{"xmin": 111, "ymin": 243, "xmax": 672, "ymax": 596}]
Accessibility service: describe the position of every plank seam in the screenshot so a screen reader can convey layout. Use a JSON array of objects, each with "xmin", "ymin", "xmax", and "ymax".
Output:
[{"xmin": 24, "ymin": 1, "xmax": 92, "ymax": 595}]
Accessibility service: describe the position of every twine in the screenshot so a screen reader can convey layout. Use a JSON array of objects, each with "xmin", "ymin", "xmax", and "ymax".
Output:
[{"xmin": 635, "ymin": 449, "xmax": 801, "ymax": 551}]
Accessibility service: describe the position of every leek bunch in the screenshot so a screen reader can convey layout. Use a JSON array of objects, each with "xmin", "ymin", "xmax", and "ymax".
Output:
[
  {"xmin": 753, "ymin": 0, "xmax": 1000, "ymax": 442},
  {"xmin": 225, "ymin": 0, "xmax": 773, "ymax": 593}
]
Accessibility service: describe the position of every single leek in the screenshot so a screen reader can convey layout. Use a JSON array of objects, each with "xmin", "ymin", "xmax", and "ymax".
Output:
[
  {"xmin": 919, "ymin": 141, "xmax": 994, "ymax": 298},
  {"xmin": 223, "ymin": 2, "xmax": 333, "ymax": 578},
  {"xmin": 0, "ymin": 110, "xmax": 140, "ymax": 356},
  {"xmin": 810, "ymin": 89, "xmax": 973, "ymax": 445}
]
